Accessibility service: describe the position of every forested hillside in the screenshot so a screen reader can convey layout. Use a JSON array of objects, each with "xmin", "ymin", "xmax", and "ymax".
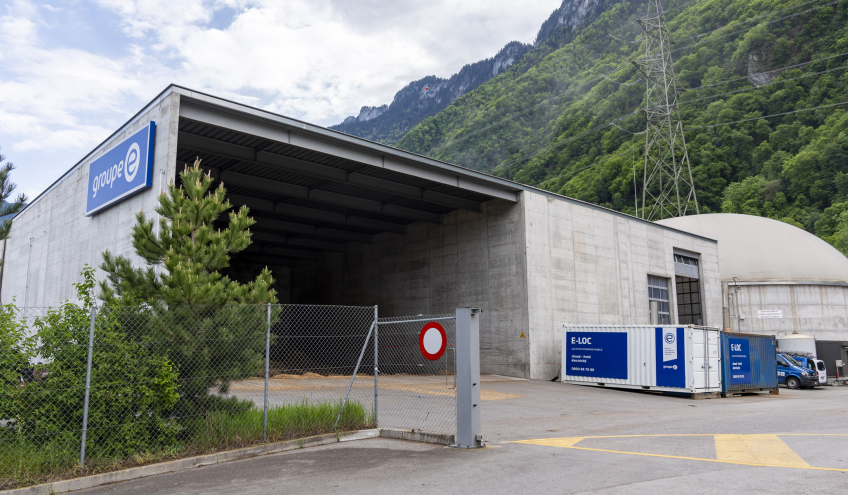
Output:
[{"xmin": 396, "ymin": 0, "xmax": 848, "ymax": 252}]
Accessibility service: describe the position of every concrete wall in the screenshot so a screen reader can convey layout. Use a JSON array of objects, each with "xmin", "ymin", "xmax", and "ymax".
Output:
[
  {"xmin": 522, "ymin": 193, "xmax": 722, "ymax": 380},
  {"xmin": 291, "ymin": 198, "xmax": 531, "ymax": 377},
  {"xmin": 291, "ymin": 191, "xmax": 723, "ymax": 380},
  {"xmin": 0, "ymin": 93, "xmax": 180, "ymax": 307},
  {"xmin": 729, "ymin": 283, "xmax": 848, "ymax": 341}
]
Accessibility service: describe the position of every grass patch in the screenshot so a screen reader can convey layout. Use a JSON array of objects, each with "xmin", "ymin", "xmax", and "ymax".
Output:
[{"xmin": 0, "ymin": 399, "xmax": 373, "ymax": 490}]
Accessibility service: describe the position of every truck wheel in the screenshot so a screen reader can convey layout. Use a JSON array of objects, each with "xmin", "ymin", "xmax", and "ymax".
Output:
[{"xmin": 785, "ymin": 377, "xmax": 800, "ymax": 389}]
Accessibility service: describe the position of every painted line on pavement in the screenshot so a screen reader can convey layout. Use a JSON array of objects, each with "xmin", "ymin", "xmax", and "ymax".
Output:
[{"xmin": 512, "ymin": 434, "xmax": 848, "ymax": 472}]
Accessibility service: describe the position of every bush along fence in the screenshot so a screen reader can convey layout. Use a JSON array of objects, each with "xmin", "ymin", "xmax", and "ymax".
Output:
[{"xmin": 0, "ymin": 300, "xmax": 380, "ymax": 490}]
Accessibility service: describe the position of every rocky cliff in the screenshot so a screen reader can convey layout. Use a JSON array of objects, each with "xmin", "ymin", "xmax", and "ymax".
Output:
[
  {"xmin": 330, "ymin": 0, "xmax": 611, "ymax": 145},
  {"xmin": 331, "ymin": 41, "xmax": 531, "ymax": 144}
]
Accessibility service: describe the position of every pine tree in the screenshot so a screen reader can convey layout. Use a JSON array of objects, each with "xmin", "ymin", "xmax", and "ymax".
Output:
[
  {"xmin": 99, "ymin": 159, "xmax": 277, "ymax": 411},
  {"xmin": 0, "ymin": 146, "xmax": 28, "ymax": 243},
  {"xmin": 100, "ymin": 158, "xmax": 277, "ymax": 306}
]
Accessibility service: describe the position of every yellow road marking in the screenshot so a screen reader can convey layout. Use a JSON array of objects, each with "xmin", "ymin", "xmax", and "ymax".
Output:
[
  {"xmin": 517, "ymin": 437, "xmax": 585, "ymax": 448},
  {"xmin": 715, "ymin": 435, "xmax": 809, "ymax": 467},
  {"xmin": 512, "ymin": 434, "xmax": 848, "ymax": 472}
]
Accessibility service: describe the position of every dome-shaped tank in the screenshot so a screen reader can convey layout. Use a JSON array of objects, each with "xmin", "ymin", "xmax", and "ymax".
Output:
[
  {"xmin": 655, "ymin": 214, "xmax": 848, "ymax": 283},
  {"xmin": 777, "ymin": 332, "xmax": 817, "ymax": 357}
]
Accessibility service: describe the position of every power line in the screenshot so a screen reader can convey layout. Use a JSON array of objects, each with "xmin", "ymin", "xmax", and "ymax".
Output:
[
  {"xmin": 688, "ymin": 100, "xmax": 848, "ymax": 129},
  {"xmin": 672, "ymin": 0, "xmax": 842, "ymax": 54},
  {"xmin": 686, "ymin": 50, "xmax": 848, "ymax": 91},
  {"xmin": 429, "ymin": 58, "xmax": 639, "ymax": 154},
  {"xmin": 681, "ymin": 64, "xmax": 848, "ymax": 105},
  {"xmin": 494, "ymin": 107, "xmax": 645, "ymax": 172},
  {"xmin": 431, "ymin": 0, "xmax": 839, "ymax": 157},
  {"xmin": 427, "ymin": 4, "xmax": 695, "ymax": 155}
]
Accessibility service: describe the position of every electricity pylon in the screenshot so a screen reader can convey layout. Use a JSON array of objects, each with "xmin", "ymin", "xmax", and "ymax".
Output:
[{"xmin": 633, "ymin": 0, "xmax": 698, "ymax": 220}]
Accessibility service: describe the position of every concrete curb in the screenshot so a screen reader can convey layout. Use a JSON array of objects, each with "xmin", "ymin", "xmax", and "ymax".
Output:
[
  {"xmin": 379, "ymin": 428, "xmax": 456, "ymax": 446},
  {"xmin": 7, "ymin": 429, "xmax": 380, "ymax": 495},
  {"xmin": 7, "ymin": 428, "xmax": 453, "ymax": 495}
]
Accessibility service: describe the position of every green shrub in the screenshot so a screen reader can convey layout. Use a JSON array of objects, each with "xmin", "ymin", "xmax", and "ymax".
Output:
[{"xmin": 1, "ymin": 267, "xmax": 181, "ymax": 461}]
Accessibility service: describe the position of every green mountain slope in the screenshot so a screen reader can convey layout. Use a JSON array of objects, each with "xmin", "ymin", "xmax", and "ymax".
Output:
[{"xmin": 397, "ymin": 0, "xmax": 848, "ymax": 250}]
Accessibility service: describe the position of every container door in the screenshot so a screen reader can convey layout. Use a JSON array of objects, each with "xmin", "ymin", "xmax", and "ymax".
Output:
[
  {"xmin": 707, "ymin": 331, "xmax": 720, "ymax": 389},
  {"xmin": 692, "ymin": 330, "xmax": 720, "ymax": 390},
  {"xmin": 692, "ymin": 330, "xmax": 707, "ymax": 389}
]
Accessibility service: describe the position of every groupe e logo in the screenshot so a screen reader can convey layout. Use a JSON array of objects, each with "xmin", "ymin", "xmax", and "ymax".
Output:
[
  {"xmin": 91, "ymin": 142, "xmax": 141, "ymax": 198},
  {"xmin": 664, "ymin": 332, "xmax": 675, "ymax": 344}
]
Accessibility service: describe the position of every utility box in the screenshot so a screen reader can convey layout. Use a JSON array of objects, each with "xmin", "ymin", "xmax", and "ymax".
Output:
[
  {"xmin": 561, "ymin": 325, "xmax": 722, "ymax": 398},
  {"xmin": 720, "ymin": 332, "xmax": 779, "ymax": 396}
]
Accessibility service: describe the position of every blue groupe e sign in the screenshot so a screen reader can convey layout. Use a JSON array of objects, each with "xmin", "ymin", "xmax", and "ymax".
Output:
[
  {"xmin": 655, "ymin": 327, "xmax": 686, "ymax": 388},
  {"xmin": 728, "ymin": 338, "xmax": 752, "ymax": 384},
  {"xmin": 564, "ymin": 332, "xmax": 628, "ymax": 380},
  {"xmin": 85, "ymin": 122, "xmax": 155, "ymax": 216}
]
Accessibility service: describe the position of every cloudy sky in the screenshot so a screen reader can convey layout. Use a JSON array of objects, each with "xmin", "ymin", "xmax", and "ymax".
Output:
[{"xmin": 0, "ymin": 0, "xmax": 561, "ymax": 201}]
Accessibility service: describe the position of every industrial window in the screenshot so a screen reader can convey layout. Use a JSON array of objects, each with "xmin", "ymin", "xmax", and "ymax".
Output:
[
  {"xmin": 674, "ymin": 253, "xmax": 700, "ymax": 279},
  {"xmin": 648, "ymin": 275, "xmax": 671, "ymax": 324},
  {"xmin": 673, "ymin": 254, "xmax": 699, "ymax": 266},
  {"xmin": 675, "ymin": 276, "xmax": 702, "ymax": 325}
]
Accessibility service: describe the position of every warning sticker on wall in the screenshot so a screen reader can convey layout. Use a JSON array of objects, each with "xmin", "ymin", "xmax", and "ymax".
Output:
[{"xmin": 757, "ymin": 310, "xmax": 782, "ymax": 319}]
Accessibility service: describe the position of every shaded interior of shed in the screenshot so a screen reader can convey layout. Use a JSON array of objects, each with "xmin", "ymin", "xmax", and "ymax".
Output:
[{"xmin": 175, "ymin": 117, "xmax": 504, "ymax": 305}]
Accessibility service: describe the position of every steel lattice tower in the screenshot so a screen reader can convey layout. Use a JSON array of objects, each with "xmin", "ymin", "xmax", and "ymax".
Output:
[{"xmin": 634, "ymin": 0, "xmax": 698, "ymax": 220}]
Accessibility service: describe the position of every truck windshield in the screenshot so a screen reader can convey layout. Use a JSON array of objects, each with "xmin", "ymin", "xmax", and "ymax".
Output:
[{"xmin": 785, "ymin": 356, "xmax": 802, "ymax": 366}]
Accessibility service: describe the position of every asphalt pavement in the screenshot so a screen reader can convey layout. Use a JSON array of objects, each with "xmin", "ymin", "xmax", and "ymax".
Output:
[{"xmin": 78, "ymin": 378, "xmax": 848, "ymax": 494}]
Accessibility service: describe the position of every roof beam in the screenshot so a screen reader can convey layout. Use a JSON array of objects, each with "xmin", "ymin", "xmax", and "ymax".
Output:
[
  {"xmin": 218, "ymin": 170, "xmax": 441, "ymax": 224},
  {"xmin": 226, "ymin": 193, "xmax": 407, "ymax": 235},
  {"xmin": 249, "ymin": 231, "xmax": 346, "ymax": 252},
  {"xmin": 181, "ymin": 131, "xmax": 482, "ymax": 212},
  {"xmin": 287, "ymin": 236, "xmax": 346, "ymax": 252},
  {"xmin": 316, "ymin": 227, "xmax": 373, "ymax": 244},
  {"xmin": 262, "ymin": 246, "xmax": 319, "ymax": 260},
  {"xmin": 235, "ymin": 255, "xmax": 299, "ymax": 267},
  {"xmin": 250, "ymin": 217, "xmax": 373, "ymax": 244}
]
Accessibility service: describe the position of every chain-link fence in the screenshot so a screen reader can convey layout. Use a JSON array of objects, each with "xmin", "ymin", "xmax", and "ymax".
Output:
[
  {"xmin": 0, "ymin": 304, "xmax": 463, "ymax": 490},
  {"xmin": 376, "ymin": 314, "xmax": 457, "ymax": 435},
  {"xmin": 0, "ymin": 304, "xmax": 380, "ymax": 490}
]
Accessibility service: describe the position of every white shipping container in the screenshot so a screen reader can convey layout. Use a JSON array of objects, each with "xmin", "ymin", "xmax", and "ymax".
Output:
[{"xmin": 561, "ymin": 325, "xmax": 722, "ymax": 395}]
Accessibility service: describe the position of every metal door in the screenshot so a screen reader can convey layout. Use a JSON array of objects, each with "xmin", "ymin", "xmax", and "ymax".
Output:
[{"xmin": 692, "ymin": 328, "xmax": 720, "ymax": 389}]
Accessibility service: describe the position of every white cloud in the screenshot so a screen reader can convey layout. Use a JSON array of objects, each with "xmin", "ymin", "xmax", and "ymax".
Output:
[{"xmin": 1, "ymin": 0, "xmax": 561, "ymax": 199}]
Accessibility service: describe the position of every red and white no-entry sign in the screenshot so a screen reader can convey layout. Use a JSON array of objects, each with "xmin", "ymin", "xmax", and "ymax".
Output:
[{"xmin": 418, "ymin": 322, "xmax": 447, "ymax": 361}]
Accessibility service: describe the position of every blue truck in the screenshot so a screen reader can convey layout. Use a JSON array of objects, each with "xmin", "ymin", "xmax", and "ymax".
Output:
[
  {"xmin": 788, "ymin": 356, "xmax": 828, "ymax": 385},
  {"xmin": 777, "ymin": 353, "xmax": 819, "ymax": 389}
]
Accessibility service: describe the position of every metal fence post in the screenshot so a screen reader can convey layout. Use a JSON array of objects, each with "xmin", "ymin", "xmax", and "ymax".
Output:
[
  {"xmin": 334, "ymin": 320, "xmax": 374, "ymax": 431},
  {"xmin": 373, "ymin": 305, "xmax": 378, "ymax": 428},
  {"xmin": 455, "ymin": 307, "xmax": 483, "ymax": 448},
  {"xmin": 80, "ymin": 306, "xmax": 96, "ymax": 466},
  {"xmin": 263, "ymin": 304, "xmax": 271, "ymax": 443}
]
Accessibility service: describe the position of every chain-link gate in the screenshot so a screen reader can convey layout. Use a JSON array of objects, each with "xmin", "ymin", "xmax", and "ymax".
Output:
[{"xmin": 375, "ymin": 314, "xmax": 457, "ymax": 436}]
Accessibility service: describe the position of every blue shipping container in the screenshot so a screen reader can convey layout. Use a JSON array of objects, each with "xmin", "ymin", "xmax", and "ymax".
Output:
[{"xmin": 720, "ymin": 332, "xmax": 778, "ymax": 395}]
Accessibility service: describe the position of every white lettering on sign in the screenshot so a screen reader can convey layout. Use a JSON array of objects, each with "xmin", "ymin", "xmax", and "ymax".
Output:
[
  {"xmin": 571, "ymin": 337, "xmax": 592, "ymax": 345},
  {"xmin": 731, "ymin": 343, "xmax": 742, "ymax": 352},
  {"xmin": 758, "ymin": 310, "xmax": 782, "ymax": 319}
]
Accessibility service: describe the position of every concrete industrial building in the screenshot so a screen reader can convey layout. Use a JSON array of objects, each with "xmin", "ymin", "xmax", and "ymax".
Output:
[
  {"xmin": 1, "ymin": 85, "xmax": 721, "ymax": 380},
  {"xmin": 657, "ymin": 214, "xmax": 848, "ymax": 342}
]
